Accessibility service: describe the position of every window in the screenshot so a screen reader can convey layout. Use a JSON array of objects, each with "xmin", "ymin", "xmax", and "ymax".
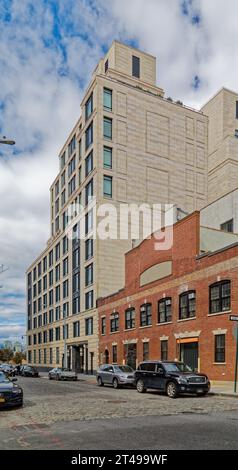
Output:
[
  {"xmin": 43, "ymin": 331, "xmax": 48, "ymax": 343},
  {"xmin": 60, "ymin": 152, "xmax": 65, "ymax": 169},
  {"xmin": 103, "ymin": 146, "xmax": 112, "ymax": 169},
  {"xmin": 103, "ymin": 175, "xmax": 112, "ymax": 198},
  {"xmin": 55, "ymin": 198, "xmax": 59, "ymax": 215},
  {"xmin": 55, "ymin": 327, "xmax": 60, "ymax": 341},
  {"xmin": 68, "ymin": 175, "xmax": 76, "ymax": 196},
  {"xmin": 105, "ymin": 59, "xmax": 108, "ymax": 73},
  {"xmin": 85, "ymin": 122, "xmax": 93, "ymax": 150},
  {"xmin": 143, "ymin": 342, "xmax": 149, "ymax": 361},
  {"xmin": 85, "ymin": 238, "xmax": 93, "ymax": 260},
  {"xmin": 44, "ymin": 349, "xmax": 47, "ymax": 364},
  {"xmin": 63, "ymin": 324, "xmax": 69, "ymax": 340},
  {"xmin": 43, "ymin": 312, "xmax": 47, "ymax": 326},
  {"xmin": 43, "ymin": 256, "xmax": 47, "ymax": 273},
  {"xmin": 56, "ymin": 347, "xmax": 60, "ymax": 364},
  {"xmin": 33, "ymin": 267, "xmax": 37, "ymax": 281},
  {"xmin": 28, "ymin": 351, "xmax": 32, "ymax": 363},
  {"xmin": 61, "ymin": 170, "xmax": 65, "ymax": 188},
  {"xmin": 125, "ymin": 308, "xmax": 135, "ymax": 330},
  {"xmin": 85, "ymin": 209, "xmax": 93, "ymax": 234},
  {"xmin": 220, "ymin": 219, "xmax": 233, "ymax": 233},
  {"xmin": 49, "ymin": 270, "xmax": 53, "ymax": 287},
  {"xmin": 78, "ymin": 139, "xmax": 82, "ymax": 159},
  {"xmin": 140, "ymin": 303, "xmax": 152, "ymax": 327},
  {"xmin": 55, "ymin": 243, "xmax": 60, "ymax": 261},
  {"xmin": 85, "ymin": 151, "xmax": 93, "ymax": 177},
  {"xmin": 49, "ymin": 329, "xmax": 54, "ymax": 342},
  {"xmin": 55, "ymin": 264, "xmax": 60, "ymax": 282},
  {"xmin": 49, "ymin": 250, "xmax": 53, "ymax": 267},
  {"xmin": 55, "ymin": 216, "xmax": 59, "ymax": 233},
  {"xmin": 158, "ymin": 298, "xmax": 172, "ymax": 323},
  {"xmin": 73, "ymin": 321, "xmax": 80, "ymax": 337},
  {"xmin": 33, "ymin": 334, "xmax": 37, "ymax": 345},
  {"xmin": 101, "ymin": 317, "xmax": 106, "ymax": 335},
  {"xmin": 103, "ymin": 88, "xmax": 112, "ymax": 110},
  {"xmin": 68, "ymin": 156, "xmax": 76, "ymax": 178},
  {"xmin": 49, "ymin": 348, "xmax": 53, "ymax": 364},
  {"xmin": 43, "ymin": 275, "xmax": 47, "ymax": 291},
  {"xmin": 73, "ymin": 295, "xmax": 80, "ymax": 314},
  {"xmin": 73, "ymin": 272, "xmax": 80, "ymax": 293},
  {"xmin": 132, "ymin": 55, "xmax": 140, "ymax": 78},
  {"xmin": 63, "ymin": 280, "xmax": 69, "ymax": 299},
  {"xmin": 63, "ymin": 302, "xmax": 69, "ymax": 318},
  {"xmin": 85, "ymin": 179, "xmax": 93, "ymax": 205},
  {"xmin": 68, "ymin": 135, "xmax": 76, "ymax": 157},
  {"xmin": 38, "ymin": 279, "xmax": 42, "ymax": 295},
  {"xmin": 215, "ymin": 334, "xmax": 225, "ymax": 363},
  {"xmin": 161, "ymin": 340, "xmax": 168, "ymax": 360},
  {"xmin": 43, "ymin": 294, "xmax": 47, "ymax": 309},
  {"xmin": 103, "ymin": 117, "xmax": 112, "ymax": 140},
  {"xmin": 55, "ymin": 180, "xmax": 59, "ymax": 197},
  {"xmin": 85, "ymin": 93, "xmax": 93, "ymax": 121},
  {"xmin": 85, "ymin": 317, "xmax": 93, "ymax": 335},
  {"xmin": 179, "ymin": 291, "xmax": 196, "ymax": 320},
  {"xmin": 235, "ymin": 130, "xmax": 238, "ymax": 138},
  {"xmin": 55, "ymin": 306, "xmax": 60, "ymax": 321},
  {"xmin": 85, "ymin": 290, "xmax": 93, "ymax": 310},
  {"xmin": 49, "ymin": 309, "xmax": 54, "ymax": 323},
  {"xmin": 209, "ymin": 281, "xmax": 231, "ymax": 314},
  {"xmin": 55, "ymin": 285, "xmax": 60, "ymax": 303},
  {"xmin": 38, "ymin": 262, "xmax": 42, "ymax": 277},
  {"xmin": 73, "ymin": 247, "xmax": 80, "ymax": 269},
  {"xmin": 63, "ymin": 236, "xmax": 68, "ymax": 254},
  {"xmin": 38, "ymin": 297, "xmax": 42, "ymax": 312},
  {"xmin": 63, "ymin": 257, "xmax": 68, "ymax": 276},
  {"xmin": 110, "ymin": 312, "xmax": 119, "ymax": 332},
  {"xmin": 85, "ymin": 263, "xmax": 93, "ymax": 286},
  {"xmin": 112, "ymin": 345, "xmax": 117, "ymax": 363}
]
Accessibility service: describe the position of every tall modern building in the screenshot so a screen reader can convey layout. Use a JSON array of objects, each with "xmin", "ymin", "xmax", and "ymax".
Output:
[{"xmin": 26, "ymin": 40, "xmax": 211, "ymax": 373}]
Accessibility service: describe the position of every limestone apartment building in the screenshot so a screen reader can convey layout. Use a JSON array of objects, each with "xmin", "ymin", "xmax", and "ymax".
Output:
[{"xmin": 26, "ymin": 40, "xmax": 210, "ymax": 373}]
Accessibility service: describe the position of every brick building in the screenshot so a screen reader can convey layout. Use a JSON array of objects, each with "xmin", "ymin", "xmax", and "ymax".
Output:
[{"xmin": 98, "ymin": 212, "xmax": 238, "ymax": 381}]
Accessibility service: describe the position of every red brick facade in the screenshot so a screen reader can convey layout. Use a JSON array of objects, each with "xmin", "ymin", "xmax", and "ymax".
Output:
[{"xmin": 97, "ymin": 212, "xmax": 238, "ymax": 381}]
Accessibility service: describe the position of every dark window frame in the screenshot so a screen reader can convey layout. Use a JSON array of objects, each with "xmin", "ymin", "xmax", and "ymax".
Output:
[
  {"xmin": 215, "ymin": 334, "xmax": 225, "ymax": 363},
  {"xmin": 179, "ymin": 291, "xmax": 196, "ymax": 320},
  {"xmin": 158, "ymin": 298, "xmax": 172, "ymax": 323},
  {"xmin": 132, "ymin": 55, "xmax": 140, "ymax": 78},
  {"xmin": 209, "ymin": 280, "xmax": 231, "ymax": 314},
  {"xmin": 140, "ymin": 303, "xmax": 152, "ymax": 327},
  {"xmin": 110, "ymin": 312, "xmax": 119, "ymax": 333},
  {"xmin": 125, "ymin": 308, "xmax": 136, "ymax": 330}
]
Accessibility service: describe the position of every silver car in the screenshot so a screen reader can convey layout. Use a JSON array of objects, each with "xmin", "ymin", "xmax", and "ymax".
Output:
[
  {"xmin": 48, "ymin": 368, "xmax": 77, "ymax": 381},
  {"xmin": 97, "ymin": 364, "xmax": 135, "ymax": 389}
]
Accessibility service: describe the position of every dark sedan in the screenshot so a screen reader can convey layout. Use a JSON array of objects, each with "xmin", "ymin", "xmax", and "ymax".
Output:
[
  {"xmin": 0, "ymin": 372, "xmax": 23, "ymax": 409},
  {"xmin": 21, "ymin": 366, "xmax": 39, "ymax": 377}
]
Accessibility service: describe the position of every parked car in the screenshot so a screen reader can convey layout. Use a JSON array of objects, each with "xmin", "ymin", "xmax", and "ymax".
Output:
[
  {"xmin": 21, "ymin": 366, "xmax": 39, "ymax": 377},
  {"xmin": 0, "ymin": 372, "xmax": 23, "ymax": 408},
  {"xmin": 134, "ymin": 361, "xmax": 210, "ymax": 398},
  {"xmin": 97, "ymin": 364, "xmax": 135, "ymax": 388},
  {"xmin": 48, "ymin": 368, "xmax": 77, "ymax": 381},
  {"xmin": 0, "ymin": 364, "xmax": 16, "ymax": 377}
]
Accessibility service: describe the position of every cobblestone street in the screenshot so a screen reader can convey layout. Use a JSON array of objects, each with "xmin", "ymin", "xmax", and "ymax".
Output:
[{"xmin": 1, "ymin": 376, "xmax": 238, "ymax": 449}]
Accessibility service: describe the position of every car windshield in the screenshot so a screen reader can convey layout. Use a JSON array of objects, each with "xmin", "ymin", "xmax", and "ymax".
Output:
[
  {"xmin": 114, "ymin": 366, "xmax": 134, "ymax": 373},
  {"xmin": 0, "ymin": 372, "xmax": 9, "ymax": 383},
  {"xmin": 163, "ymin": 362, "xmax": 192, "ymax": 373}
]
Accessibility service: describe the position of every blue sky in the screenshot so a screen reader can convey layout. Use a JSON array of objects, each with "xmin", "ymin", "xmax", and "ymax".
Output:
[{"xmin": 0, "ymin": 0, "xmax": 238, "ymax": 344}]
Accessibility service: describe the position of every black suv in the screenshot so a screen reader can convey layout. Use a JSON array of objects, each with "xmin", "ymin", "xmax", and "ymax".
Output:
[{"xmin": 134, "ymin": 361, "xmax": 210, "ymax": 398}]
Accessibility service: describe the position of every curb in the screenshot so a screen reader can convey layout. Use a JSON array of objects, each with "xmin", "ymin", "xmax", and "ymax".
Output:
[{"xmin": 209, "ymin": 391, "xmax": 238, "ymax": 398}]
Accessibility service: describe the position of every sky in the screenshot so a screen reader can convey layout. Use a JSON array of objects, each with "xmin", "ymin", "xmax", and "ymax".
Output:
[{"xmin": 0, "ymin": 0, "xmax": 238, "ymax": 345}]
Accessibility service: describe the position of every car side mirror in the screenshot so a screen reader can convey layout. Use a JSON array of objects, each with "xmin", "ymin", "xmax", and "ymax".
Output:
[{"xmin": 158, "ymin": 368, "xmax": 164, "ymax": 375}]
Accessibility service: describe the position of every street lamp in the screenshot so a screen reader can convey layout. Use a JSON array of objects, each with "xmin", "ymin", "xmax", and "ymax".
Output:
[{"xmin": 0, "ymin": 136, "xmax": 15, "ymax": 145}]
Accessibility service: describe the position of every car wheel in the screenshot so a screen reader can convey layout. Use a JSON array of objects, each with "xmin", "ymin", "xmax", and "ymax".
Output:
[
  {"xmin": 113, "ymin": 378, "xmax": 119, "ymax": 389},
  {"xmin": 97, "ymin": 376, "xmax": 104, "ymax": 387},
  {"xmin": 166, "ymin": 381, "xmax": 178, "ymax": 399},
  {"xmin": 136, "ymin": 379, "xmax": 146, "ymax": 393}
]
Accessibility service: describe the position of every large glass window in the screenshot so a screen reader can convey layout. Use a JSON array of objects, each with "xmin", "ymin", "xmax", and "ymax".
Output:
[
  {"xmin": 85, "ymin": 179, "xmax": 93, "ymax": 205},
  {"xmin": 215, "ymin": 334, "xmax": 225, "ymax": 363},
  {"xmin": 85, "ymin": 209, "xmax": 93, "ymax": 234},
  {"xmin": 85, "ymin": 122, "xmax": 93, "ymax": 150},
  {"xmin": 63, "ymin": 280, "xmax": 69, "ymax": 299},
  {"xmin": 103, "ymin": 175, "xmax": 112, "ymax": 198},
  {"xmin": 103, "ymin": 146, "xmax": 112, "ymax": 169},
  {"xmin": 85, "ymin": 238, "xmax": 93, "ymax": 260},
  {"xmin": 112, "ymin": 345, "xmax": 117, "ymax": 363},
  {"xmin": 103, "ymin": 88, "xmax": 112, "ymax": 110},
  {"xmin": 101, "ymin": 317, "xmax": 106, "ymax": 335},
  {"xmin": 73, "ymin": 295, "xmax": 80, "ymax": 314},
  {"xmin": 125, "ymin": 308, "xmax": 135, "ymax": 330},
  {"xmin": 209, "ymin": 281, "xmax": 231, "ymax": 314},
  {"xmin": 85, "ymin": 93, "xmax": 93, "ymax": 121},
  {"xmin": 179, "ymin": 291, "xmax": 196, "ymax": 320},
  {"xmin": 110, "ymin": 313, "xmax": 119, "ymax": 332},
  {"xmin": 143, "ymin": 342, "xmax": 149, "ymax": 361},
  {"xmin": 73, "ymin": 321, "xmax": 80, "ymax": 338},
  {"xmin": 158, "ymin": 298, "xmax": 172, "ymax": 323},
  {"xmin": 85, "ymin": 263, "xmax": 93, "ymax": 286},
  {"xmin": 85, "ymin": 290, "xmax": 93, "ymax": 310},
  {"xmin": 140, "ymin": 303, "xmax": 152, "ymax": 327},
  {"xmin": 85, "ymin": 317, "xmax": 93, "ymax": 335},
  {"xmin": 132, "ymin": 55, "xmax": 140, "ymax": 78},
  {"xmin": 85, "ymin": 151, "xmax": 93, "ymax": 177},
  {"xmin": 161, "ymin": 340, "xmax": 168, "ymax": 360},
  {"xmin": 220, "ymin": 219, "xmax": 233, "ymax": 232},
  {"xmin": 103, "ymin": 117, "xmax": 112, "ymax": 140}
]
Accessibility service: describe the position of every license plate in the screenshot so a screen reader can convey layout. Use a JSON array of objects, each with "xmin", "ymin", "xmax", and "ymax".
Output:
[
  {"xmin": 0, "ymin": 398, "xmax": 5, "ymax": 403},
  {"xmin": 197, "ymin": 389, "xmax": 203, "ymax": 393}
]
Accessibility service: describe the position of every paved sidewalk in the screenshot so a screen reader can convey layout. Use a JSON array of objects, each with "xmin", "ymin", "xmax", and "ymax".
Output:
[{"xmin": 210, "ymin": 381, "xmax": 238, "ymax": 397}]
